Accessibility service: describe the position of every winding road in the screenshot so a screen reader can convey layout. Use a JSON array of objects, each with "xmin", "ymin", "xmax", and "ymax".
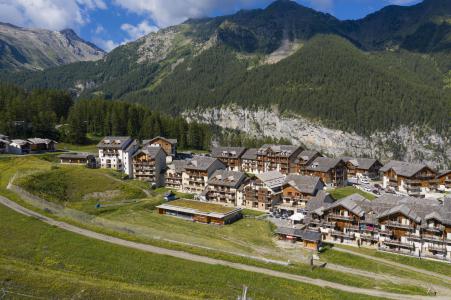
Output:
[{"xmin": 1, "ymin": 195, "xmax": 450, "ymax": 300}]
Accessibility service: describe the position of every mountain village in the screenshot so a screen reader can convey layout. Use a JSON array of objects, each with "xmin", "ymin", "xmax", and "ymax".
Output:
[{"xmin": 2, "ymin": 133, "xmax": 450, "ymax": 263}]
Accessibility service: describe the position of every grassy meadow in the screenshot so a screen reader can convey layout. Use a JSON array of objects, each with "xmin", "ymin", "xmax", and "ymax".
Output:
[{"xmin": 329, "ymin": 186, "xmax": 376, "ymax": 200}]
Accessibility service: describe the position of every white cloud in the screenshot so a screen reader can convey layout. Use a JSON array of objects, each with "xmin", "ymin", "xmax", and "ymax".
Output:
[
  {"xmin": 121, "ymin": 20, "xmax": 158, "ymax": 40},
  {"xmin": 94, "ymin": 24, "xmax": 105, "ymax": 34},
  {"xmin": 0, "ymin": 0, "xmax": 106, "ymax": 30},
  {"xmin": 114, "ymin": 0, "xmax": 274, "ymax": 28}
]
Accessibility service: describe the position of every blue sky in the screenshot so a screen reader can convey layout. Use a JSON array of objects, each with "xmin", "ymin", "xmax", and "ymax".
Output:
[{"xmin": 0, "ymin": 0, "xmax": 421, "ymax": 51}]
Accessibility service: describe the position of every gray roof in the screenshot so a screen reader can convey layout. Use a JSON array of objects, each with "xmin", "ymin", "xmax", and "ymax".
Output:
[
  {"xmin": 283, "ymin": 174, "xmax": 323, "ymax": 195},
  {"xmin": 97, "ymin": 136, "xmax": 133, "ymax": 150},
  {"xmin": 143, "ymin": 136, "xmax": 177, "ymax": 145},
  {"xmin": 295, "ymin": 150, "xmax": 321, "ymax": 164},
  {"xmin": 256, "ymin": 171, "xmax": 285, "ymax": 189},
  {"xmin": 211, "ymin": 147, "xmax": 247, "ymax": 159},
  {"xmin": 342, "ymin": 157, "xmax": 380, "ymax": 170},
  {"xmin": 275, "ymin": 228, "xmax": 321, "ymax": 242},
  {"xmin": 28, "ymin": 137, "xmax": 55, "ymax": 145},
  {"xmin": 169, "ymin": 160, "xmax": 190, "ymax": 173},
  {"xmin": 306, "ymin": 157, "xmax": 343, "ymax": 172},
  {"xmin": 437, "ymin": 170, "xmax": 451, "ymax": 178},
  {"xmin": 133, "ymin": 146, "xmax": 164, "ymax": 159},
  {"xmin": 59, "ymin": 153, "xmax": 95, "ymax": 159},
  {"xmin": 207, "ymin": 170, "xmax": 246, "ymax": 188},
  {"xmin": 305, "ymin": 191, "xmax": 335, "ymax": 213},
  {"xmin": 10, "ymin": 139, "xmax": 30, "ymax": 146},
  {"xmin": 258, "ymin": 144, "xmax": 301, "ymax": 156},
  {"xmin": 0, "ymin": 139, "xmax": 10, "ymax": 144},
  {"xmin": 324, "ymin": 194, "xmax": 371, "ymax": 218},
  {"xmin": 380, "ymin": 160, "xmax": 434, "ymax": 177},
  {"xmin": 185, "ymin": 156, "xmax": 224, "ymax": 171},
  {"xmin": 242, "ymin": 148, "xmax": 258, "ymax": 160}
]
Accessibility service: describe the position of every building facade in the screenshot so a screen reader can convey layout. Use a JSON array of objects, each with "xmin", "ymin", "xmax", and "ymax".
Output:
[
  {"xmin": 211, "ymin": 147, "xmax": 246, "ymax": 172},
  {"xmin": 181, "ymin": 156, "xmax": 226, "ymax": 194},
  {"xmin": 97, "ymin": 136, "xmax": 139, "ymax": 176},
  {"xmin": 302, "ymin": 157, "xmax": 347, "ymax": 187},
  {"xmin": 132, "ymin": 146, "xmax": 167, "ymax": 187},
  {"xmin": 278, "ymin": 175, "xmax": 325, "ymax": 213},
  {"xmin": 342, "ymin": 157, "xmax": 382, "ymax": 179},
  {"xmin": 143, "ymin": 136, "xmax": 177, "ymax": 157},
  {"xmin": 204, "ymin": 170, "xmax": 247, "ymax": 207},
  {"xmin": 241, "ymin": 148, "xmax": 259, "ymax": 174},
  {"xmin": 241, "ymin": 171, "xmax": 285, "ymax": 211},
  {"xmin": 256, "ymin": 144, "xmax": 304, "ymax": 174}
]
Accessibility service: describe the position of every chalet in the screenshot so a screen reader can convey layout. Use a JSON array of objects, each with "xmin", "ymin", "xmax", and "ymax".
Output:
[
  {"xmin": 166, "ymin": 160, "xmax": 189, "ymax": 191},
  {"xmin": 302, "ymin": 157, "xmax": 347, "ymax": 187},
  {"xmin": 132, "ymin": 146, "xmax": 167, "ymax": 187},
  {"xmin": 257, "ymin": 144, "xmax": 304, "ymax": 174},
  {"xmin": 97, "ymin": 136, "xmax": 139, "ymax": 176},
  {"xmin": 241, "ymin": 148, "xmax": 259, "ymax": 174},
  {"xmin": 292, "ymin": 150, "xmax": 322, "ymax": 173},
  {"xmin": 437, "ymin": 170, "xmax": 451, "ymax": 190},
  {"xmin": 275, "ymin": 227, "xmax": 322, "ymax": 251},
  {"xmin": 211, "ymin": 147, "xmax": 247, "ymax": 172},
  {"xmin": 380, "ymin": 161, "xmax": 437, "ymax": 196},
  {"xmin": 143, "ymin": 136, "xmax": 177, "ymax": 157},
  {"xmin": 28, "ymin": 138, "xmax": 56, "ymax": 152},
  {"xmin": 157, "ymin": 199, "xmax": 242, "ymax": 225},
  {"xmin": 342, "ymin": 157, "xmax": 382, "ymax": 179},
  {"xmin": 8, "ymin": 139, "xmax": 31, "ymax": 154},
  {"xmin": 59, "ymin": 153, "xmax": 97, "ymax": 168},
  {"xmin": 241, "ymin": 171, "xmax": 285, "ymax": 211},
  {"xmin": 204, "ymin": 170, "xmax": 247, "ymax": 206},
  {"xmin": 181, "ymin": 156, "xmax": 226, "ymax": 193},
  {"xmin": 278, "ymin": 175, "xmax": 325, "ymax": 213}
]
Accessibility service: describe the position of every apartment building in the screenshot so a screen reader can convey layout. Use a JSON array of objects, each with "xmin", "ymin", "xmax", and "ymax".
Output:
[
  {"xmin": 380, "ymin": 161, "xmax": 437, "ymax": 196},
  {"xmin": 241, "ymin": 171, "xmax": 285, "ymax": 211},
  {"xmin": 181, "ymin": 156, "xmax": 226, "ymax": 194},
  {"xmin": 305, "ymin": 194, "xmax": 451, "ymax": 261},
  {"xmin": 292, "ymin": 150, "xmax": 322, "ymax": 173},
  {"xmin": 211, "ymin": 147, "xmax": 247, "ymax": 171},
  {"xmin": 277, "ymin": 175, "xmax": 325, "ymax": 213},
  {"xmin": 437, "ymin": 170, "xmax": 451, "ymax": 190},
  {"xmin": 203, "ymin": 170, "xmax": 247, "ymax": 207},
  {"xmin": 256, "ymin": 144, "xmax": 303, "ymax": 174},
  {"xmin": 132, "ymin": 146, "xmax": 167, "ymax": 187},
  {"xmin": 143, "ymin": 136, "xmax": 177, "ymax": 157},
  {"xmin": 302, "ymin": 157, "xmax": 347, "ymax": 187},
  {"xmin": 342, "ymin": 157, "xmax": 382, "ymax": 179},
  {"xmin": 241, "ymin": 148, "xmax": 259, "ymax": 174},
  {"xmin": 97, "ymin": 136, "xmax": 139, "ymax": 176},
  {"xmin": 165, "ymin": 160, "xmax": 189, "ymax": 191}
]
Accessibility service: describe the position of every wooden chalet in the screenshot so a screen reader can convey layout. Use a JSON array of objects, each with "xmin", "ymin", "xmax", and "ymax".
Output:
[
  {"xmin": 0, "ymin": 137, "xmax": 9, "ymax": 154},
  {"xmin": 165, "ymin": 160, "xmax": 189, "ymax": 190},
  {"xmin": 241, "ymin": 148, "xmax": 259, "ymax": 174},
  {"xmin": 8, "ymin": 139, "xmax": 31, "ymax": 154},
  {"xmin": 437, "ymin": 170, "xmax": 451, "ymax": 189},
  {"xmin": 242, "ymin": 171, "xmax": 285, "ymax": 211},
  {"xmin": 278, "ymin": 175, "xmax": 325, "ymax": 213},
  {"xmin": 380, "ymin": 161, "xmax": 437, "ymax": 196},
  {"xmin": 204, "ymin": 170, "xmax": 247, "ymax": 207},
  {"xmin": 132, "ymin": 146, "xmax": 167, "ymax": 187},
  {"xmin": 302, "ymin": 157, "xmax": 347, "ymax": 187},
  {"xmin": 342, "ymin": 157, "xmax": 382, "ymax": 179},
  {"xmin": 28, "ymin": 138, "xmax": 56, "ymax": 152},
  {"xmin": 59, "ymin": 153, "xmax": 97, "ymax": 168},
  {"xmin": 256, "ymin": 144, "xmax": 304, "ymax": 174},
  {"xmin": 181, "ymin": 156, "xmax": 226, "ymax": 193},
  {"xmin": 292, "ymin": 150, "xmax": 322, "ymax": 173},
  {"xmin": 211, "ymin": 147, "xmax": 247, "ymax": 171},
  {"xmin": 143, "ymin": 136, "xmax": 177, "ymax": 157},
  {"xmin": 275, "ymin": 227, "xmax": 322, "ymax": 251}
]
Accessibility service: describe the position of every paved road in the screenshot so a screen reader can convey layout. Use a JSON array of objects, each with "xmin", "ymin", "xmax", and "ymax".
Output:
[{"xmin": 1, "ymin": 196, "xmax": 449, "ymax": 300}]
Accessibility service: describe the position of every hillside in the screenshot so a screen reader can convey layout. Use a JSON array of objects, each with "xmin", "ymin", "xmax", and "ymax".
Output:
[
  {"xmin": 0, "ymin": 22, "xmax": 105, "ymax": 71},
  {"xmin": 1, "ymin": 0, "xmax": 450, "ymax": 162}
]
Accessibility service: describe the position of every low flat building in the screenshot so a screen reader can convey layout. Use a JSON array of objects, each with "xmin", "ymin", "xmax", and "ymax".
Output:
[
  {"xmin": 278, "ymin": 175, "xmax": 325, "ymax": 213},
  {"xmin": 241, "ymin": 148, "xmax": 259, "ymax": 174},
  {"xmin": 157, "ymin": 199, "xmax": 242, "ymax": 225},
  {"xmin": 380, "ymin": 160, "xmax": 437, "ymax": 196},
  {"xmin": 257, "ymin": 144, "xmax": 304, "ymax": 174},
  {"xmin": 59, "ymin": 153, "xmax": 97, "ymax": 168},
  {"xmin": 302, "ymin": 157, "xmax": 347, "ymax": 187},
  {"xmin": 241, "ymin": 171, "xmax": 285, "ymax": 211},
  {"xmin": 143, "ymin": 136, "xmax": 177, "ymax": 157},
  {"xmin": 275, "ymin": 227, "xmax": 322, "ymax": 251},
  {"xmin": 182, "ymin": 156, "xmax": 226, "ymax": 194},
  {"xmin": 132, "ymin": 146, "xmax": 167, "ymax": 187},
  {"xmin": 342, "ymin": 157, "xmax": 382, "ymax": 179},
  {"xmin": 211, "ymin": 147, "xmax": 247, "ymax": 171},
  {"xmin": 97, "ymin": 136, "xmax": 139, "ymax": 176},
  {"xmin": 204, "ymin": 170, "xmax": 247, "ymax": 206}
]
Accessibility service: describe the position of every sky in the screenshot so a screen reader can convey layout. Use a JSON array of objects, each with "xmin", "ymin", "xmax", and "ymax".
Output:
[{"xmin": 0, "ymin": 0, "xmax": 422, "ymax": 52}]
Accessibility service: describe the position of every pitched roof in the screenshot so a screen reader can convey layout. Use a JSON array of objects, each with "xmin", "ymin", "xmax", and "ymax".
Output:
[
  {"xmin": 144, "ymin": 136, "xmax": 177, "ymax": 145},
  {"xmin": 133, "ymin": 146, "xmax": 164, "ymax": 159},
  {"xmin": 256, "ymin": 171, "xmax": 285, "ymax": 189},
  {"xmin": 97, "ymin": 136, "xmax": 133, "ymax": 149},
  {"xmin": 10, "ymin": 139, "xmax": 30, "ymax": 146},
  {"xmin": 168, "ymin": 160, "xmax": 190, "ymax": 173},
  {"xmin": 325, "ymin": 194, "xmax": 371, "ymax": 218},
  {"xmin": 211, "ymin": 147, "xmax": 247, "ymax": 159},
  {"xmin": 437, "ymin": 170, "xmax": 451, "ymax": 178},
  {"xmin": 283, "ymin": 174, "xmax": 323, "ymax": 195},
  {"xmin": 207, "ymin": 170, "xmax": 246, "ymax": 188},
  {"xmin": 305, "ymin": 157, "xmax": 343, "ymax": 172},
  {"xmin": 342, "ymin": 157, "xmax": 380, "ymax": 170},
  {"xmin": 305, "ymin": 190, "xmax": 335, "ymax": 213},
  {"xmin": 28, "ymin": 137, "xmax": 55, "ymax": 144},
  {"xmin": 59, "ymin": 152, "xmax": 95, "ymax": 160},
  {"xmin": 294, "ymin": 150, "xmax": 321, "ymax": 164},
  {"xmin": 258, "ymin": 144, "xmax": 301, "ymax": 156},
  {"xmin": 380, "ymin": 160, "xmax": 434, "ymax": 177},
  {"xmin": 241, "ymin": 148, "xmax": 258, "ymax": 160},
  {"xmin": 275, "ymin": 228, "xmax": 321, "ymax": 242},
  {"xmin": 185, "ymin": 156, "xmax": 224, "ymax": 171}
]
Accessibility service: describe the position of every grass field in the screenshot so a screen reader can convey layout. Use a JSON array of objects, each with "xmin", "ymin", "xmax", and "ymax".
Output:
[
  {"xmin": 57, "ymin": 143, "xmax": 99, "ymax": 154},
  {"xmin": 329, "ymin": 186, "xmax": 376, "ymax": 200},
  {"xmin": 0, "ymin": 204, "xmax": 386, "ymax": 300}
]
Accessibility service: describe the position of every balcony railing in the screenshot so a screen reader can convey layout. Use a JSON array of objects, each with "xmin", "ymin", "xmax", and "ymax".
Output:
[
  {"xmin": 360, "ymin": 234, "xmax": 379, "ymax": 242},
  {"xmin": 327, "ymin": 213, "xmax": 353, "ymax": 221},
  {"xmin": 383, "ymin": 240, "xmax": 415, "ymax": 249},
  {"xmin": 385, "ymin": 221, "xmax": 415, "ymax": 230},
  {"xmin": 424, "ymin": 225, "xmax": 445, "ymax": 233},
  {"xmin": 331, "ymin": 230, "xmax": 355, "ymax": 239},
  {"xmin": 428, "ymin": 245, "xmax": 447, "ymax": 253}
]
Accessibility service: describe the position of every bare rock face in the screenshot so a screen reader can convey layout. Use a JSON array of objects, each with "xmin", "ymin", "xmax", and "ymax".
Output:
[
  {"xmin": 184, "ymin": 105, "xmax": 450, "ymax": 168},
  {"xmin": 0, "ymin": 23, "xmax": 105, "ymax": 71}
]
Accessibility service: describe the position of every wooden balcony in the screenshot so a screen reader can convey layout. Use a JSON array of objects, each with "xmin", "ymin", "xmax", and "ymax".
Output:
[
  {"xmin": 327, "ymin": 213, "xmax": 353, "ymax": 221},
  {"xmin": 383, "ymin": 240, "xmax": 414, "ymax": 249},
  {"xmin": 331, "ymin": 230, "xmax": 355, "ymax": 239},
  {"xmin": 385, "ymin": 221, "xmax": 415, "ymax": 230}
]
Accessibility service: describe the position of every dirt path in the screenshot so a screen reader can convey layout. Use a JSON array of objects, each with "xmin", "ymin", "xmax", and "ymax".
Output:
[
  {"xmin": 1, "ymin": 195, "xmax": 449, "ymax": 300},
  {"xmin": 333, "ymin": 247, "xmax": 451, "ymax": 282}
]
